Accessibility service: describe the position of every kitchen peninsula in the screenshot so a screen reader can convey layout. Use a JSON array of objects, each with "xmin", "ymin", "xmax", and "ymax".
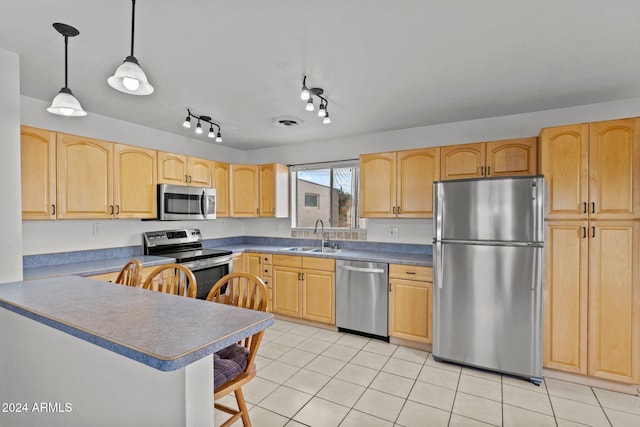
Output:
[{"xmin": 0, "ymin": 275, "xmax": 273, "ymax": 427}]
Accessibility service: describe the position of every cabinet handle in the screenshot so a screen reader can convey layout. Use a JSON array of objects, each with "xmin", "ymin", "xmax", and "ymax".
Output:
[
  {"xmin": 582, "ymin": 227, "xmax": 587, "ymax": 238},
  {"xmin": 189, "ymin": 175, "xmax": 192, "ymax": 183},
  {"xmin": 110, "ymin": 205, "xmax": 114, "ymax": 215},
  {"xmin": 591, "ymin": 202, "xmax": 595, "ymax": 214},
  {"xmin": 487, "ymin": 166, "xmax": 491, "ymax": 176},
  {"xmin": 264, "ymin": 269, "xmax": 268, "ymax": 273},
  {"xmin": 480, "ymin": 166, "xmax": 484, "ymax": 176},
  {"xmin": 406, "ymin": 271, "xmax": 416, "ymax": 275},
  {"xmin": 583, "ymin": 202, "xmax": 587, "ymax": 214},
  {"xmin": 592, "ymin": 226, "xmax": 596, "ymax": 238},
  {"xmin": 302, "ymin": 273, "xmax": 305, "ymax": 281},
  {"xmin": 297, "ymin": 272, "xmax": 302, "ymax": 281},
  {"xmin": 392, "ymin": 206, "xmax": 396, "ymax": 214},
  {"xmin": 51, "ymin": 204, "xmax": 56, "ymax": 215},
  {"xmin": 397, "ymin": 206, "xmax": 401, "ymax": 214},
  {"xmin": 389, "ymin": 282, "xmax": 392, "ymax": 292},
  {"xmin": 185, "ymin": 174, "xmax": 189, "ymax": 183},
  {"xmin": 116, "ymin": 205, "xmax": 120, "ymax": 214}
]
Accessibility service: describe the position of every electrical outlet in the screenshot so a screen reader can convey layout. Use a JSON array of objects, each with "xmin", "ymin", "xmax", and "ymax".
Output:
[
  {"xmin": 389, "ymin": 227, "xmax": 399, "ymax": 237},
  {"xmin": 92, "ymin": 223, "xmax": 102, "ymax": 236}
]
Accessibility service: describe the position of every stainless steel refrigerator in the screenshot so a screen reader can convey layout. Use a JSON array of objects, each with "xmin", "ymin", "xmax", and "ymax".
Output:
[{"xmin": 433, "ymin": 176, "xmax": 544, "ymax": 385}]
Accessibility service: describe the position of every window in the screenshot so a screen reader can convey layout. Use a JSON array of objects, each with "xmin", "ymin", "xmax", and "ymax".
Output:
[
  {"xmin": 291, "ymin": 161, "xmax": 361, "ymax": 229},
  {"xmin": 304, "ymin": 193, "xmax": 319, "ymax": 208}
]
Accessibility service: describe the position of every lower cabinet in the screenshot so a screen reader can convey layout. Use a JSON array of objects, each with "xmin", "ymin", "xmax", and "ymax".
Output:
[
  {"xmin": 244, "ymin": 252, "xmax": 273, "ymax": 311},
  {"xmin": 388, "ymin": 264, "xmax": 433, "ymax": 344},
  {"xmin": 85, "ymin": 265, "xmax": 160, "ymax": 286},
  {"xmin": 272, "ymin": 255, "xmax": 335, "ymax": 325}
]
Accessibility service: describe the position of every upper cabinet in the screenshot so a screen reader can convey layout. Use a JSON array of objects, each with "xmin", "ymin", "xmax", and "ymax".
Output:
[
  {"xmin": 157, "ymin": 151, "xmax": 212, "ymax": 188},
  {"xmin": 56, "ymin": 133, "xmax": 113, "ymax": 219},
  {"xmin": 113, "ymin": 144, "xmax": 157, "ymax": 219},
  {"xmin": 21, "ymin": 126, "xmax": 56, "ymax": 220},
  {"xmin": 229, "ymin": 164, "xmax": 259, "ymax": 217},
  {"xmin": 540, "ymin": 118, "xmax": 640, "ymax": 220},
  {"xmin": 213, "ymin": 161, "xmax": 230, "ymax": 217},
  {"xmin": 360, "ymin": 148, "xmax": 440, "ymax": 218},
  {"xmin": 259, "ymin": 163, "xmax": 289, "ymax": 218},
  {"xmin": 440, "ymin": 137, "xmax": 538, "ymax": 180},
  {"xmin": 229, "ymin": 163, "xmax": 289, "ymax": 217}
]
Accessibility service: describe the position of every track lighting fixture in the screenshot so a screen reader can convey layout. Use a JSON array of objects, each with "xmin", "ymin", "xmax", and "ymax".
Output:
[
  {"xmin": 182, "ymin": 109, "xmax": 223, "ymax": 143},
  {"xmin": 108, "ymin": 0, "xmax": 154, "ymax": 95},
  {"xmin": 47, "ymin": 23, "xmax": 87, "ymax": 117},
  {"xmin": 299, "ymin": 76, "xmax": 331, "ymax": 124}
]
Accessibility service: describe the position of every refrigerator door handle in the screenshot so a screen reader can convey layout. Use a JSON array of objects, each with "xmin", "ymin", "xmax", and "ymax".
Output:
[{"xmin": 436, "ymin": 241, "xmax": 444, "ymax": 289}]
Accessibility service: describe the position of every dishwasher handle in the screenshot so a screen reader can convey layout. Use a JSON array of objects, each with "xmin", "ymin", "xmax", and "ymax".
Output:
[{"xmin": 339, "ymin": 265, "xmax": 386, "ymax": 274}]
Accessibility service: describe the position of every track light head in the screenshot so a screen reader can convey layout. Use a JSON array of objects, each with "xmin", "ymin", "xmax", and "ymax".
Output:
[
  {"xmin": 216, "ymin": 132, "xmax": 222, "ymax": 143},
  {"xmin": 323, "ymin": 112, "xmax": 331, "ymax": 124},
  {"xmin": 195, "ymin": 120, "xmax": 203, "ymax": 134},
  {"xmin": 305, "ymin": 98, "xmax": 314, "ymax": 111},
  {"xmin": 182, "ymin": 116, "xmax": 191, "ymax": 128},
  {"xmin": 318, "ymin": 101, "xmax": 327, "ymax": 117},
  {"xmin": 208, "ymin": 125, "xmax": 215, "ymax": 138}
]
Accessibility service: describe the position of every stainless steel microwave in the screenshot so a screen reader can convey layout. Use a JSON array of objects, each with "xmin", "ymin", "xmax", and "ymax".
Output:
[{"xmin": 157, "ymin": 184, "xmax": 216, "ymax": 220}]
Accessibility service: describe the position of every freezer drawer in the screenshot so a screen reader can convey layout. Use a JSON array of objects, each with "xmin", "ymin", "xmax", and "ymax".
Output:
[{"xmin": 433, "ymin": 242, "xmax": 543, "ymax": 379}]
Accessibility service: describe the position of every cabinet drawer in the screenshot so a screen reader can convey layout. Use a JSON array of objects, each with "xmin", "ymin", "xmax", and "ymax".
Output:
[
  {"xmin": 261, "ymin": 253, "xmax": 272, "ymax": 265},
  {"xmin": 389, "ymin": 264, "xmax": 432, "ymax": 282},
  {"xmin": 273, "ymin": 254, "xmax": 302, "ymax": 268},
  {"xmin": 262, "ymin": 265, "xmax": 273, "ymax": 277},
  {"xmin": 303, "ymin": 257, "xmax": 335, "ymax": 272}
]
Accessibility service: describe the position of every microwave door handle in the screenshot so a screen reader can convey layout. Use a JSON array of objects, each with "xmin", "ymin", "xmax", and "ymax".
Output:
[{"xmin": 200, "ymin": 190, "xmax": 208, "ymax": 217}]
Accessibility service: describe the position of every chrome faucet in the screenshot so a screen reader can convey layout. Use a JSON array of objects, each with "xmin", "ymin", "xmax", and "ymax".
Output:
[{"xmin": 313, "ymin": 219, "xmax": 325, "ymax": 249}]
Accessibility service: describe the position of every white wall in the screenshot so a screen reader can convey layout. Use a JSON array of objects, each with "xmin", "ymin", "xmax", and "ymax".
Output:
[
  {"xmin": 245, "ymin": 97, "xmax": 640, "ymax": 244},
  {"xmin": 0, "ymin": 48, "xmax": 23, "ymax": 282}
]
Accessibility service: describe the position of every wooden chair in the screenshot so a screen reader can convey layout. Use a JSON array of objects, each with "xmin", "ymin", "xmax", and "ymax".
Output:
[
  {"xmin": 142, "ymin": 263, "xmax": 197, "ymax": 298},
  {"xmin": 206, "ymin": 272, "xmax": 268, "ymax": 427},
  {"xmin": 114, "ymin": 259, "xmax": 143, "ymax": 287}
]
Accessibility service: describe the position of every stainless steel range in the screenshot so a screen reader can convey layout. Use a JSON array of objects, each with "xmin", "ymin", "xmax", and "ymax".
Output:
[{"xmin": 143, "ymin": 229, "xmax": 233, "ymax": 299}]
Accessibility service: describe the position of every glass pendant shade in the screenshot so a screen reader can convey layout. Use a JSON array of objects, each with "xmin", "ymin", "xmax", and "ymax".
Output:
[
  {"xmin": 108, "ymin": 56, "xmax": 154, "ymax": 95},
  {"xmin": 48, "ymin": 87, "xmax": 87, "ymax": 117}
]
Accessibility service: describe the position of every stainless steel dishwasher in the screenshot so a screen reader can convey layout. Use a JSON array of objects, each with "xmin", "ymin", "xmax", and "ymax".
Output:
[{"xmin": 335, "ymin": 260, "xmax": 389, "ymax": 340}]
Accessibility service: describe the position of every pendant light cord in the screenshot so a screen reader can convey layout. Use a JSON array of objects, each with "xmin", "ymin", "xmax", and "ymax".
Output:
[
  {"xmin": 130, "ymin": 0, "xmax": 136, "ymax": 57},
  {"xmin": 63, "ymin": 35, "xmax": 69, "ymax": 89}
]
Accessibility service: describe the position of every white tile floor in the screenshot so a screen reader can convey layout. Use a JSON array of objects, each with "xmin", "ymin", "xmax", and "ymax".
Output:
[{"xmin": 215, "ymin": 319, "xmax": 640, "ymax": 427}]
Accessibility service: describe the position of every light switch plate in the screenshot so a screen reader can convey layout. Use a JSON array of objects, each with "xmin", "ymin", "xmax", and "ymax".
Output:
[{"xmin": 389, "ymin": 227, "xmax": 399, "ymax": 237}]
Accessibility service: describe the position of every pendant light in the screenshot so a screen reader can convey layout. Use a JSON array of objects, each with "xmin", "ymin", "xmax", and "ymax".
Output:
[
  {"xmin": 47, "ymin": 23, "xmax": 87, "ymax": 117},
  {"xmin": 107, "ymin": 0, "xmax": 154, "ymax": 95}
]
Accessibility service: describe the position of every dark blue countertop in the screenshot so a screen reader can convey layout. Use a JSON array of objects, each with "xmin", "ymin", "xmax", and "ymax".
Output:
[{"xmin": 0, "ymin": 275, "xmax": 273, "ymax": 371}]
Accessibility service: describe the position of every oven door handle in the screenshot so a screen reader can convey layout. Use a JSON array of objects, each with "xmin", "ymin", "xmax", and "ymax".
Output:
[{"xmin": 181, "ymin": 256, "xmax": 233, "ymax": 270}]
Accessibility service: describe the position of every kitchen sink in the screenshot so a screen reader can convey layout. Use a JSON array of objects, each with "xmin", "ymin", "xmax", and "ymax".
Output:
[
  {"xmin": 310, "ymin": 248, "xmax": 341, "ymax": 254},
  {"xmin": 280, "ymin": 246, "xmax": 317, "ymax": 252}
]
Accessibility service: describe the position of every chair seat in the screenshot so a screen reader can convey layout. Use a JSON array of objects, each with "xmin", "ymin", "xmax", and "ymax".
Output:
[{"xmin": 214, "ymin": 343, "xmax": 249, "ymax": 390}]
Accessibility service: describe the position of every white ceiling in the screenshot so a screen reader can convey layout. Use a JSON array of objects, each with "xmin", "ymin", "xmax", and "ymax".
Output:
[{"xmin": 2, "ymin": 0, "xmax": 640, "ymax": 150}]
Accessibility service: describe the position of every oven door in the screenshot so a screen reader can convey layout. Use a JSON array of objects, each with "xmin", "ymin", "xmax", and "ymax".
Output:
[
  {"xmin": 158, "ymin": 184, "xmax": 216, "ymax": 220},
  {"xmin": 181, "ymin": 255, "xmax": 232, "ymax": 299}
]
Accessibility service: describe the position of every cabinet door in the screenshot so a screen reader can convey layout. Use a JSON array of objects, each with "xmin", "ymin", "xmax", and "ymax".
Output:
[
  {"xmin": 589, "ymin": 118, "xmax": 640, "ymax": 220},
  {"xmin": 21, "ymin": 126, "xmax": 56, "ymax": 220},
  {"xmin": 485, "ymin": 137, "xmax": 538, "ymax": 177},
  {"xmin": 543, "ymin": 221, "xmax": 589, "ymax": 375},
  {"xmin": 302, "ymin": 269, "xmax": 334, "ymax": 324},
  {"xmin": 389, "ymin": 278, "xmax": 431, "ymax": 343},
  {"xmin": 213, "ymin": 162, "xmax": 230, "ymax": 217},
  {"xmin": 272, "ymin": 266, "xmax": 302, "ymax": 317},
  {"xmin": 360, "ymin": 152, "xmax": 396, "ymax": 218},
  {"xmin": 232, "ymin": 253, "xmax": 245, "ymax": 273},
  {"xmin": 56, "ymin": 133, "xmax": 113, "ymax": 219},
  {"xmin": 230, "ymin": 164, "xmax": 259, "ymax": 217},
  {"xmin": 113, "ymin": 144, "xmax": 157, "ymax": 219},
  {"xmin": 187, "ymin": 157, "xmax": 212, "ymax": 188},
  {"xmin": 588, "ymin": 221, "xmax": 640, "ymax": 384},
  {"xmin": 157, "ymin": 151, "xmax": 188, "ymax": 185},
  {"xmin": 440, "ymin": 143, "xmax": 485, "ymax": 180},
  {"xmin": 259, "ymin": 163, "xmax": 276, "ymax": 217},
  {"xmin": 246, "ymin": 252, "xmax": 261, "ymax": 277},
  {"xmin": 396, "ymin": 148, "xmax": 440, "ymax": 218},
  {"xmin": 540, "ymin": 125, "xmax": 589, "ymax": 220}
]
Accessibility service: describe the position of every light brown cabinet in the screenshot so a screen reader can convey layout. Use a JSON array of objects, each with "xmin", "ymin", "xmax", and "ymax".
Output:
[
  {"xmin": 157, "ymin": 151, "xmax": 212, "ymax": 188},
  {"xmin": 540, "ymin": 119, "xmax": 640, "ymax": 221},
  {"xmin": 388, "ymin": 264, "xmax": 432, "ymax": 343},
  {"xmin": 113, "ymin": 144, "xmax": 157, "ymax": 219},
  {"xmin": 21, "ymin": 126, "xmax": 56, "ymax": 220},
  {"xmin": 360, "ymin": 148, "xmax": 440, "ymax": 218},
  {"xmin": 244, "ymin": 252, "xmax": 273, "ymax": 311},
  {"xmin": 230, "ymin": 163, "xmax": 289, "ymax": 217},
  {"xmin": 213, "ymin": 161, "xmax": 230, "ymax": 217},
  {"xmin": 541, "ymin": 117, "xmax": 640, "ymax": 385},
  {"xmin": 272, "ymin": 255, "xmax": 335, "ymax": 324},
  {"xmin": 440, "ymin": 137, "xmax": 538, "ymax": 180},
  {"xmin": 86, "ymin": 265, "xmax": 160, "ymax": 286}
]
